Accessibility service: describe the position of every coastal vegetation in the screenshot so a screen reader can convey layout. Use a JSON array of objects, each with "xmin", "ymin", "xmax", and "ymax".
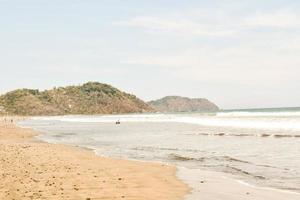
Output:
[{"xmin": 0, "ymin": 82, "xmax": 153, "ymax": 115}]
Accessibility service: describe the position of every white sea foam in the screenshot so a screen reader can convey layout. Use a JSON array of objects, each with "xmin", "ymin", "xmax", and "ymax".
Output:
[
  {"xmin": 175, "ymin": 117, "xmax": 300, "ymax": 131},
  {"xmin": 33, "ymin": 112, "xmax": 300, "ymax": 132},
  {"xmin": 217, "ymin": 111, "xmax": 300, "ymax": 117}
]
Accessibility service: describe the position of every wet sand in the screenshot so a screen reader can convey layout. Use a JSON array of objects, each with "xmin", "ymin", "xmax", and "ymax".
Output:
[
  {"xmin": 0, "ymin": 119, "xmax": 189, "ymax": 200},
  {"xmin": 179, "ymin": 168, "xmax": 300, "ymax": 200}
]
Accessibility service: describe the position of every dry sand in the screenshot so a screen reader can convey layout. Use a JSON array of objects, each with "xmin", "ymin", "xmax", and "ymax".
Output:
[{"xmin": 0, "ymin": 119, "xmax": 189, "ymax": 200}]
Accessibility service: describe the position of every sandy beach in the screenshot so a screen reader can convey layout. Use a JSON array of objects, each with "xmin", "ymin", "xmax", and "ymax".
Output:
[
  {"xmin": 1, "ymin": 117, "xmax": 300, "ymax": 200},
  {"xmin": 0, "ymin": 118, "xmax": 189, "ymax": 200}
]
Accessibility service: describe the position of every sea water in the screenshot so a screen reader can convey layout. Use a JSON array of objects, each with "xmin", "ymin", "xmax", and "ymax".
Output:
[{"xmin": 19, "ymin": 107, "xmax": 300, "ymax": 196}]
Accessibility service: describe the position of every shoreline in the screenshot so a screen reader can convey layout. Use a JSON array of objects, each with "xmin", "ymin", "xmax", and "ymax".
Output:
[
  {"xmin": 32, "ymin": 127, "xmax": 300, "ymax": 200},
  {"xmin": 3, "ymin": 117, "xmax": 300, "ymax": 200},
  {"xmin": 0, "ymin": 118, "xmax": 189, "ymax": 200}
]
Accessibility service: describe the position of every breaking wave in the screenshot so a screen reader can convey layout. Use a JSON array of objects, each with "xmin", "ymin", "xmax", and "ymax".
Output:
[
  {"xmin": 185, "ymin": 132, "xmax": 300, "ymax": 138},
  {"xmin": 217, "ymin": 111, "xmax": 300, "ymax": 117},
  {"xmin": 33, "ymin": 111, "xmax": 300, "ymax": 131}
]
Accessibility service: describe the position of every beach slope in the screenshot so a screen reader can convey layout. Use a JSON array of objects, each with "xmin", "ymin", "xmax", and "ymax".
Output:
[{"xmin": 0, "ymin": 121, "xmax": 188, "ymax": 200}]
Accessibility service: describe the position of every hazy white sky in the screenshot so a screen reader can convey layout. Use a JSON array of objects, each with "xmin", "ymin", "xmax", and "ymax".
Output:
[{"xmin": 1, "ymin": 0, "xmax": 300, "ymax": 109}]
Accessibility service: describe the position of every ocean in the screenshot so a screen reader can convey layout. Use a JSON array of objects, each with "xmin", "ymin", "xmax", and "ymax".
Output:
[{"xmin": 19, "ymin": 107, "xmax": 300, "ymax": 198}]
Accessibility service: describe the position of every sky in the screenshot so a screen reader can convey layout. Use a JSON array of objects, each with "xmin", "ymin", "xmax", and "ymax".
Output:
[{"xmin": 1, "ymin": 0, "xmax": 300, "ymax": 109}]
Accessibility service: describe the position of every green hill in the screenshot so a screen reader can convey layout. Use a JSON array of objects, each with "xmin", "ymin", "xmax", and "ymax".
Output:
[{"xmin": 0, "ymin": 82, "xmax": 154, "ymax": 116}]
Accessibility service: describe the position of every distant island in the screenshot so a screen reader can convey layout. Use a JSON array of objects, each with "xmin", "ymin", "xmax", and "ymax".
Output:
[
  {"xmin": 0, "ymin": 82, "xmax": 154, "ymax": 116},
  {"xmin": 148, "ymin": 96, "xmax": 219, "ymax": 113}
]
